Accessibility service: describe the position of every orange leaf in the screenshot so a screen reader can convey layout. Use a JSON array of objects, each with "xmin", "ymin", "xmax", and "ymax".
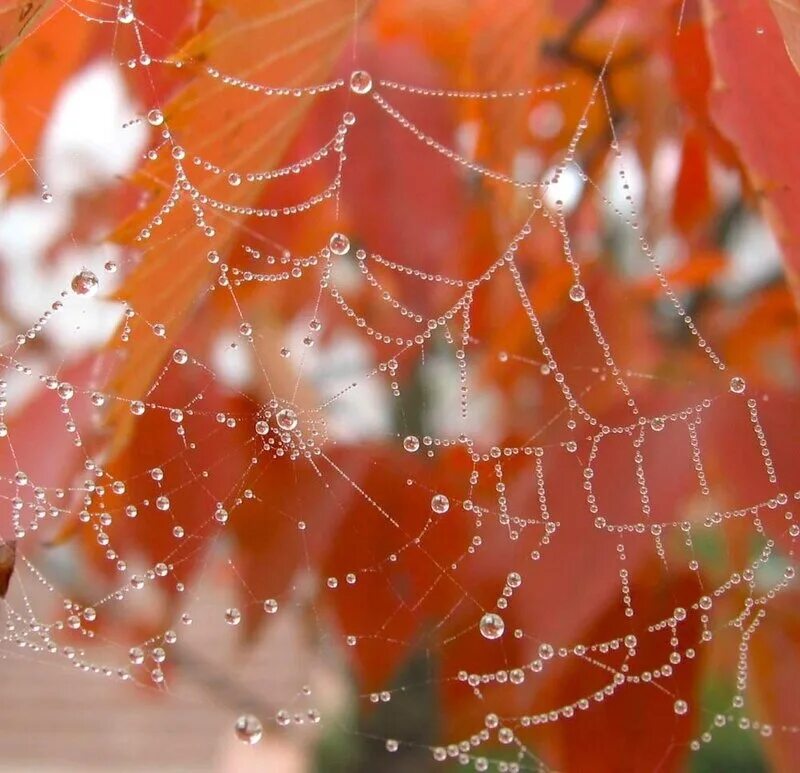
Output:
[
  {"xmin": 104, "ymin": 0, "xmax": 368, "ymax": 454},
  {"xmin": 0, "ymin": 0, "xmax": 48, "ymax": 58},
  {"xmin": 702, "ymin": 0, "xmax": 800, "ymax": 303},
  {"xmin": 0, "ymin": 3, "xmax": 93, "ymax": 192}
]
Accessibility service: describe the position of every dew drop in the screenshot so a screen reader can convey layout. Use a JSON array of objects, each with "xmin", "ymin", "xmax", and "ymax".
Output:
[
  {"xmin": 225, "ymin": 608, "xmax": 241, "ymax": 625},
  {"xmin": 117, "ymin": 5, "xmax": 134, "ymax": 24},
  {"xmin": 173, "ymin": 349, "xmax": 188, "ymax": 365},
  {"xmin": 329, "ymin": 232, "xmax": 351, "ymax": 255},
  {"xmin": 276, "ymin": 408, "xmax": 298, "ymax": 431},
  {"xmin": 403, "ymin": 435, "xmax": 420, "ymax": 453},
  {"xmin": 349, "ymin": 70, "xmax": 373, "ymax": 94},
  {"xmin": 729, "ymin": 376, "xmax": 746, "ymax": 394},
  {"xmin": 674, "ymin": 699, "xmax": 689, "ymax": 715},
  {"xmin": 568, "ymin": 283, "xmax": 586, "ymax": 302},
  {"xmin": 234, "ymin": 714, "xmax": 263, "ymax": 745},
  {"xmin": 431, "ymin": 494, "xmax": 450, "ymax": 515},
  {"xmin": 71, "ymin": 269, "xmax": 99, "ymax": 297},
  {"xmin": 479, "ymin": 612, "xmax": 505, "ymax": 640},
  {"xmin": 147, "ymin": 109, "xmax": 164, "ymax": 126}
]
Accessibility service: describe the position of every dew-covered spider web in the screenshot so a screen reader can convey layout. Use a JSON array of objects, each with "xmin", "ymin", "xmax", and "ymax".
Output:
[{"xmin": 0, "ymin": 1, "xmax": 798, "ymax": 771}]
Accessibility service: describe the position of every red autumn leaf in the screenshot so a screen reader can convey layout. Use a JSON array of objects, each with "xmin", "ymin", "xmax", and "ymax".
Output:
[{"xmin": 702, "ymin": 0, "xmax": 800, "ymax": 299}]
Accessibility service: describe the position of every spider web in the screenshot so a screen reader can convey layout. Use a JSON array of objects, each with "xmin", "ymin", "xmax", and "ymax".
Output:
[{"xmin": 0, "ymin": 1, "xmax": 797, "ymax": 771}]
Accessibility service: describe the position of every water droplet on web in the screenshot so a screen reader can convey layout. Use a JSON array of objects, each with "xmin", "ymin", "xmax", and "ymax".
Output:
[
  {"xmin": 329, "ymin": 232, "xmax": 350, "ymax": 255},
  {"xmin": 349, "ymin": 70, "xmax": 372, "ymax": 94},
  {"xmin": 255, "ymin": 420, "xmax": 269, "ymax": 435},
  {"xmin": 538, "ymin": 642, "xmax": 554, "ymax": 660},
  {"xmin": 228, "ymin": 173, "xmax": 242, "ymax": 187},
  {"xmin": 147, "ymin": 109, "xmax": 164, "ymax": 126},
  {"xmin": 729, "ymin": 376, "xmax": 746, "ymax": 394},
  {"xmin": 403, "ymin": 435, "xmax": 420, "ymax": 453},
  {"xmin": 507, "ymin": 572, "xmax": 521, "ymax": 588},
  {"xmin": 117, "ymin": 5, "xmax": 134, "ymax": 23},
  {"xmin": 57, "ymin": 382, "xmax": 74, "ymax": 400},
  {"xmin": 234, "ymin": 714, "xmax": 263, "ymax": 745},
  {"xmin": 569, "ymin": 283, "xmax": 586, "ymax": 302},
  {"xmin": 173, "ymin": 349, "xmax": 188, "ymax": 365},
  {"xmin": 239, "ymin": 322, "xmax": 252, "ymax": 336},
  {"xmin": 130, "ymin": 401, "xmax": 145, "ymax": 416},
  {"xmin": 71, "ymin": 269, "xmax": 99, "ymax": 296},
  {"xmin": 264, "ymin": 598, "xmax": 278, "ymax": 614},
  {"xmin": 674, "ymin": 699, "xmax": 688, "ymax": 715},
  {"xmin": 225, "ymin": 608, "xmax": 241, "ymax": 625},
  {"xmin": 431, "ymin": 494, "xmax": 450, "ymax": 514},
  {"xmin": 276, "ymin": 408, "xmax": 298, "ymax": 431},
  {"xmin": 650, "ymin": 417, "xmax": 665, "ymax": 432},
  {"xmin": 129, "ymin": 647, "xmax": 144, "ymax": 665},
  {"xmin": 479, "ymin": 612, "xmax": 505, "ymax": 640},
  {"xmin": 386, "ymin": 739, "xmax": 399, "ymax": 752},
  {"xmin": 41, "ymin": 190, "xmax": 53, "ymax": 203}
]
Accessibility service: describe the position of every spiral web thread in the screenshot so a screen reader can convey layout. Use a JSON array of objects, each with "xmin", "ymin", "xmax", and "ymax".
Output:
[{"xmin": 0, "ymin": 1, "xmax": 797, "ymax": 770}]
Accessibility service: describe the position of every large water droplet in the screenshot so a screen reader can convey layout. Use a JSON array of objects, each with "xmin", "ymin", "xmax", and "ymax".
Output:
[
  {"xmin": 403, "ymin": 435, "xmax": 420, "ymax": 453},
  {"xmin": 71, "ymin": 269, "xmax": 99, "ymax": 297},
  {"xmin": 431, "ymin": 494, "xmax": 450, "ymax": 515},
  {"xmin": 329, "ymin": 232, "xmax": 351, "ymax": 255},
  {"xmin": 729, "ymin": 376, "xmax": 746, "ymax": 394},
  {"xmin": 349, "ymin": 70, "xmax": 372, "ymax": 94},
  {"xmin": 479, "ymin": 612, "xmax": 505, "ymax": 640},
  {"xmin": 234, "ymin": 714, "xmax": 263, "ymax": 744},
  {"xmin": 276, "ymin": 408, "xmax": 298, "ymax": 431},
  {"xmin": 568, "ymin": 283, "xmax": 586, "ymax": 302}
]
